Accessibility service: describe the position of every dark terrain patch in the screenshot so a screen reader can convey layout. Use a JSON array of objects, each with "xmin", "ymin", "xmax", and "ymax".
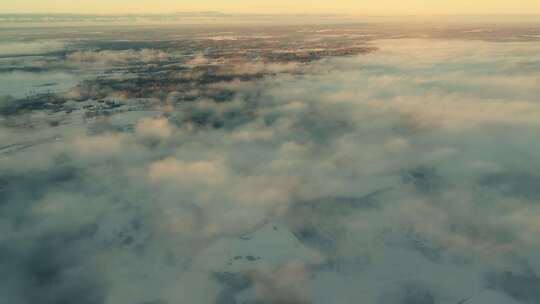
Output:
[
  {"xmin": 401, "ymin": 166, "xmax": 443, "ymax": 193},
  {"xmin": 479, "ymin": 172, "xmax": 540, "ymax": 200},
  {"xmin": 486, "ymin": 270, "xmax": 540, "ymax": 303}
]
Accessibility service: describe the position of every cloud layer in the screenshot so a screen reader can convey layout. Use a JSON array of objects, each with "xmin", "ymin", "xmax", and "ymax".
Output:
[{"xmin": 1, "ymin": 37, "xmax": 540, "ymax": 304}]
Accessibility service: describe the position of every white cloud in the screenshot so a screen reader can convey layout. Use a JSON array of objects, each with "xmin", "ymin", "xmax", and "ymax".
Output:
[
  {"xmin": 67, "ymin": 49, "xmax": 173, "ymax": 66},
  {"xmin": 2, "ymin": 37, "xmax": 540, "ymax": 304},
  {"xmin": 135, "ymin": 116, "xmax": 174, "ymax": 139}
]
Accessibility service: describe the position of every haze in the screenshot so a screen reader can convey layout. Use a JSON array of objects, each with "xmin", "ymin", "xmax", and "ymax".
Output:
[{"xmin": 3, "ymin": 0, "xmax": 540, "ymax": 15}]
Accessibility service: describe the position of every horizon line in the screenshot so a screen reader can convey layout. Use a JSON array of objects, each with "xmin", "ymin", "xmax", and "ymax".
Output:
[
  {"xmin": 0, "ymin": 11, "xmax": 540, "ymax": 17},
  {"xmin": 3, "ymin": 12, "xmax": 540, "ymax": 16}
]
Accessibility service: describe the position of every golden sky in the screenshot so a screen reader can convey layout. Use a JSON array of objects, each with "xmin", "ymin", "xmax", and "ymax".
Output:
[{"xmin": 2, "ymin": 0, "xmax": 540, "ymax": 15}]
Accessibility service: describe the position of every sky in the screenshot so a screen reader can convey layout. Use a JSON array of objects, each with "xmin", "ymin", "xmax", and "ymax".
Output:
[{"xmin": 2, "ymin": 0, "xmax": 540, "ymax": 15}]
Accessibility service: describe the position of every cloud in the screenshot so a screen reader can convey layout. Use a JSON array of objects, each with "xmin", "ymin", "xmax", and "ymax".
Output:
[
  {"xmin": 2, "ymin": 37, "xmax": 540, "ymax": 304},
  {"xmin": 0, "ymin": 40, "xmax": 68, "ymax": 56},
  {"xmin": 148, "ymin": 157, "xmax": 226, "ymax": 185},
  {"xmin": 66, "ymin": 49, "xmax": 173, "ymax": 66},
  {"xmin": 135, "ymin": 117, "xmax": 174, "ymax": 139},
  {"xmin": 248, "ymin": 262, "xmax": 312, "ymax": 304}
]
